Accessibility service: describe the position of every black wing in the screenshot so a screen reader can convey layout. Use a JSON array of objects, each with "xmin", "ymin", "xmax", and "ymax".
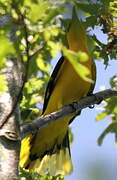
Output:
[{"xmin": 42, "ymin": 56, "xmax": 64, "ymax": 114}]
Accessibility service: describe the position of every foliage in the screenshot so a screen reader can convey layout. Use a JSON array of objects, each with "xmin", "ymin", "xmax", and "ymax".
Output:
[
  {"xmin": 96, "ymin": 76, "xmax": 117, "ymax": 145},
  {"xmin": 0, "ymin": 0, "xmax": 117, "ymax": 179},
  {"xmin": 19, "ymin": 168, "xmax": 64, "ymax": 180},
  {"xmin": 75, "ymin": 0, "xmax": 117, "ymax": 66}
]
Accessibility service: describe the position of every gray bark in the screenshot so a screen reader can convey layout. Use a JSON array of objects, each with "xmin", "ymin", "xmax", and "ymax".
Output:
[{"xmin": 0, "ymin": 59, "xmax": 21, "ymax": 180}]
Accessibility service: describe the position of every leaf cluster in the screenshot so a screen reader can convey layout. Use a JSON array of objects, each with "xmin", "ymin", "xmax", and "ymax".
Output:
[
  {"xmin": 19, "ymin": 167, "xmax": 64, "ymax": 180},
  {"xmin": 0, "ymin": 0, "xmax": 67, "ymax": 122},
  {"xmin": 96, "ymin": 76, "xmax": 117, "ymax": 145},
  {"xmin": 75, "ymin": 0, "xmax": 117, "ymax": 65}
]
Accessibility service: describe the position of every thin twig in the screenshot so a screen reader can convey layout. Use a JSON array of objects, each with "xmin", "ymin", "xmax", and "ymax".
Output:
[
  {"xmin": 30, "ymin": 46, "xmax": 42, "ymax": 59},
  {"xmin": 0, "ymin": 14, "xmax": 30, "ymax": 129},
  {"xmin": 20, "ymin": 88, "xmax": 117, "ymax": 139}
]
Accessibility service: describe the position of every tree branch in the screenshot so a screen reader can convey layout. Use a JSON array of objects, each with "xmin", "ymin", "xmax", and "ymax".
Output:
[{"xmin": 20, "ymin": 88, "xmax": 117, "ymax": 139}]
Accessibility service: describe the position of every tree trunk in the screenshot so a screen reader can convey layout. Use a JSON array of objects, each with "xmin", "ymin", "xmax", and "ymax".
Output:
[{"xmin": 0, "ymin": 59, "xmax": 21, "ymax": 180}]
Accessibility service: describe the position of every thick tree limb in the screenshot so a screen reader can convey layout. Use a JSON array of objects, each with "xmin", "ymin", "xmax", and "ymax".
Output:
[{"xmin": 20, "ymin": 88, "xmax": 117, "ymax": 139}]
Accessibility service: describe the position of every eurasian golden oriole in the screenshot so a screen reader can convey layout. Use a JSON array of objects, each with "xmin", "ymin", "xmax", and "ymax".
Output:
[{"xmin": 20, "ymin": 9, "xmax": 96, "ymax": 176}]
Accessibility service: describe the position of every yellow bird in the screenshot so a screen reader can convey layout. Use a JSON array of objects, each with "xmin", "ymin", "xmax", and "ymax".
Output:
[{"xmin": 20, "ymin": 8, "xmax": 96, "ymax": 176}]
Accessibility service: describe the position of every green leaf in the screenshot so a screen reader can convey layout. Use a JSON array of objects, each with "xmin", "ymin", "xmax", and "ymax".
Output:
[
  {"xmin": 0, "ymin": 35, "xmax": 15, "ymax": 68},
  {"xmin": 98, "ymin": 121, "xmax": 117, "ymax": 145},
  {"xmin": 19, "ymin": 167, "xmax": 64, "ymax": 180},
  {"xmin": 96, "ymin": 112, "xmax": 108, "ymax": 121},
  {"xmin": 110, "ymin": 76, "xmax": 117, "ymax": 88},
  {"xmin": 100, "ymin": 0, "xmax": 110, "ymax": 10},
  {"xmin": 25, "ymin": 77, "xmax": 44, "ymax": 94},
  {"xmin": 47, "ymin": 41, "xmax": 61, "ymax": 57},
  {"xmin": 0, "ymin": 75, "xmax": 8, "ymax": 95},
  {"xmin": 63, "ymin": 48, "xmax": 93, "ymax": 82},
  {"xmin": 24, "ymin": 1, "xmax": 51, "ymax": 23},
  {"xmin": 28, "ymin": 53, "xmax": 39, "ymax": 77},
  {"xmin": 87, "ymin": 35, "xmax": 97, "ymax": 56},
  {"xmin": 36, "ymin": 55, "xmax": 51, "ymax": 73},
  {"xmin": 76, "ymin": 1, "xmax": 100, "ymax": 15},
  {"xmin": 85, "ymin": 16, "xmax": 97, "ymax": 28},
  {"xmin": 43, "ymin": 5, "xmax": 66, "ymax": 24},
  {"xmin": 110, "ymin": 1, "xmax": 117, "ymax": 24},
  {"xmin": 20, "ymin": 107, "xmax": 40, "ymax": 123}
]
